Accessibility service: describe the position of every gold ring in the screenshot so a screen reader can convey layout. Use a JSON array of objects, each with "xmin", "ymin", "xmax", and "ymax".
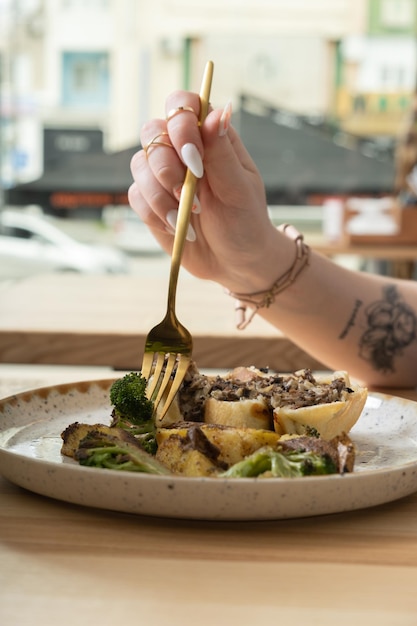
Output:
[
  {"xmin": 166, "ymin": 105, "xmax": 200, "ymax": 125},
  {"xmin": 143, "ymin": 131, "xmax": 174, "ymax": 157}
]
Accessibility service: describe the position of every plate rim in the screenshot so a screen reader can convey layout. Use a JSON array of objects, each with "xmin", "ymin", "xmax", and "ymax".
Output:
[{"xmin": 1, "ymin": 377, "xmax": 417, "ymax": 520}]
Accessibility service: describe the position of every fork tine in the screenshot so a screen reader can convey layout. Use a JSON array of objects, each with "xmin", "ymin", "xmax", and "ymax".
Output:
[
  {"xmin": 152, "ymin": 352, "xmax": 177, "ymax": 408},
  {"xmin": 145, "ymin": 352, "xmax": 166, "ymax": 400},
  {"xmin": 140, "ymin": 351, "xmax": 155, "ymax": 383},
  {"xmin": 156, "ymin": 356, "xmax": 191, "ymax": 422}
]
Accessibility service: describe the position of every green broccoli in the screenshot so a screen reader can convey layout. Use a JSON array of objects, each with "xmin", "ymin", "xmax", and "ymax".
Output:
[
  {"xmin": 75, "ymin": 430, "xmax": 169, "ymax": 474},
  {"xmin": 109, "ymin": 372, "xmax": 157, "ymax": 453},
  {"xmin": 221, "ymin": 446, "xmax": 338, "ymax": 478}
]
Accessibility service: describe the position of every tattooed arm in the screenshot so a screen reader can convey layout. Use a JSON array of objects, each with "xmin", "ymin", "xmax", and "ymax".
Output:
[{"xmin": 257, "ymin": 248, "xmax": 417, "ymax": 388}]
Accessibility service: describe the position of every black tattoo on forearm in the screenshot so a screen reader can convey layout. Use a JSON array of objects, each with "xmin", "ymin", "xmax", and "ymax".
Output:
[
  {"xmin": 358, "ymin": 285, "xmax": 416, "ymax": 372},
  {"xmin": 339, "ymin": 299, "xmax": 363, "ymax": 339}
]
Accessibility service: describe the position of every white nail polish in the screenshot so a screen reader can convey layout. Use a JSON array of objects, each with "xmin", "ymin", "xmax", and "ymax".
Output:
[
  {"xmin": 181, "ymin": 143, "xmax": 204, "ymax": 178},
  {"xmin": 186, "ymin": 223, "xmax": 196, "ymax": 242},
  {"xmin": 166, "ymin": 209, "xmax": 178, "ymax": 232},
  {"xmin": 166, "ymin": 209, "xmax": 196, "ymax": 242}
]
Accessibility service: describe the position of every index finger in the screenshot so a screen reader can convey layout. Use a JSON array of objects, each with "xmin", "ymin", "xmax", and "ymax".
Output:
[{"xmin": 165, "ymin": 90, "xmax": 205, "ymax": 157}]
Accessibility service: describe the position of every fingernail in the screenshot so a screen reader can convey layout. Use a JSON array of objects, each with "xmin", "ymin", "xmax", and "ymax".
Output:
[
  {"xmin": 173, "ymin": 184, "xmax": 183, "ymax": 201},
  {"xmin": 191, "ymin": 195, "xmax": 201, "ymax": 214},
  {"xmin": 166, "ymin": 208, "xmax": 197, "ymax": 242},
  {"xmin": 186, "ymin": 223, "xmax": 196, "ymax": 242},
  {"xmin": 218, "ymin": 101, "xmax": 232, "ymax": 137},
  {"xmin": 165, "ymin": 225, "xmax": 175, "ymax": 236},
  {"xmin": 181, "ymin": 143, "xmax": 204, "ymax": 178},
  {"xmin": 173, "ymin": 185, "xmax": 201, "ymax": 214},
  {"xmin": 166, "ymin": 209, "xmax": 178, "ymax": 232}
]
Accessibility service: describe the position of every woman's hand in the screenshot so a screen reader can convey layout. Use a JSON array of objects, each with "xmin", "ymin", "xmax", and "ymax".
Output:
[{"xmin": 128, "ymin": 90, "xmax": 282, "ymax": 293}]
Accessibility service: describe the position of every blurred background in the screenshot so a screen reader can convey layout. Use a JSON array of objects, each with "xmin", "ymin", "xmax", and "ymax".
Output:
[{"xmin": 0, "ymin": 0, "xmax": 416, "ymax": 279}]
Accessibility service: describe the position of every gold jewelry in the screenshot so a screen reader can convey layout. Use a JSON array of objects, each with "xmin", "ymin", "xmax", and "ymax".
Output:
[
  {"xmin": 226, "ymin": 224, "xmax": 310, "ymax": 330},
  {"xmin": 143, "ymin": 131, "xmax": 174, "ymax": 157},
  {"xmin": 166, "ymin": 105, "xmax": 200, "ymax": 125}
]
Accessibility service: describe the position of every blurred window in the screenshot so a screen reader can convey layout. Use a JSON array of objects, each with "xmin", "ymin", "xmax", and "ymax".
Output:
[
  {"xmin": 380, "ymin": 0, "xmax": 414, "ymax": 27},
  {"xmin": 379, "ymin": 95, "xmax": 388, "ymax": 111},
  {"xmin": 353, "ymin": 95, "xmax": 366, "ymax": 112},
  {"xmin": 399, "ymin": 95, "xmax": 410, "ymax": 110},
  {"xmin": 61, "ymin": 52, "xmax": 109, "ymax": 108}
]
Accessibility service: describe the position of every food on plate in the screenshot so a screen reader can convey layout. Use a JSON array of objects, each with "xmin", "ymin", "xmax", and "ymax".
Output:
[
  {"xmin": 108, "ymin": 371, "xmax": 157, "ymax": 454},
  {"xmin": 155, "ymin": 422, "xmax": 282, "ymax": 475},
  {"xmin": 221, "ymin": 434, "xmax": 355, "ymax": 478},
  {"xmin": 61, "ymin": 422, "xmax": 168, "ymax": 474},
  {"xmin": 163, "ymin": 363, "xmax": 367, "ymax": 440},
  {"xmin": 154, "ymin": 422, "xmax": 354, "ymax": 477},
  {"xmin": 61, "ymin": 363, "xmax": 367, "ymax": 478}
]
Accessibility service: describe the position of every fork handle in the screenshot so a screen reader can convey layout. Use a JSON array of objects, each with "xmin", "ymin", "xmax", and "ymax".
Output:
[{"xmin": 167, "ymin": 61, "xmax": 214, "ymax": 314}]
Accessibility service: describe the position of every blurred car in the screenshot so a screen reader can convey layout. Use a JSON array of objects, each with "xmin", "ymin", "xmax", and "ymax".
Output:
[
  {"xmin": 0, "ymin": 209, "xmax": 130, "ymax": 279},
  {"xmin": 112, "ymin": 210, "xmax": 164, "ymax": 255}
]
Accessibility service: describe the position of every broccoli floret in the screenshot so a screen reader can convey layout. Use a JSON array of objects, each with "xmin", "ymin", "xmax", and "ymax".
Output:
[
  {"xmin": 109, "ymin": 372, "xmax": 157, "ymax": 451},
  {"xmin": 110, "ymin": 372, "xmax": 154, "ymax": 425},
  {"xmin": 138, "ymin": 432, "xmax": 158, "ymax": 455},
  {"xmin": 221, "ymin": 446, "xmax": 338, "ymax": 478},
  {"xmin": 75, "ymin": 430, "xmax": 169, "ymax": 474}
]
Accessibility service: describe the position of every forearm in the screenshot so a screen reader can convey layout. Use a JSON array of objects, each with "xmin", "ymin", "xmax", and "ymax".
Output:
[
  {"xmin": 260, "ymin": 251, "xmax": 417, "ymax": 387},
  {"xmin": 222, "ymin": 231, "xmax": 417, "ymax": 388}
]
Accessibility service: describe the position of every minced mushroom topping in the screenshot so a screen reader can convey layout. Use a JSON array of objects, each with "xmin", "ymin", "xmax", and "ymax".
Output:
[{"xmin": 178, "ymin": 364, "xmax": 352, "ymax": 422}]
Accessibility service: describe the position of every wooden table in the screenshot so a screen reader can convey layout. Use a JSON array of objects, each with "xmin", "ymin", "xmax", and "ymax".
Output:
[
  {"xmin": 0, "ymin": 272, "xmax": 325, "ymax": 372},
  {"xmin": 308, "ymin": 233, "xmax": 417, "ymax": 279},
  {"xmin": 1, "ymin": 237, "xmax": 416, "ymax": 371},
  {"xmin": 1, "ymin": 365, "xmax": 417, "ymax": 625}
]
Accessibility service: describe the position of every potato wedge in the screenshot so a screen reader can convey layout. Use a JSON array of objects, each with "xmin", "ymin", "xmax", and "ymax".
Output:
[
  {"xmin": 155, "ymin": 434, "xmax": 220, "ymax": 477},
  {"xmin": 156, "ymin": 422, "xmax": 282, "ymax": 473}
]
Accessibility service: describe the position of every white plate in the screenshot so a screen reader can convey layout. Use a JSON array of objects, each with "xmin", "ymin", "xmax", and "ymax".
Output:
[{"xmin": 0, "ymin": 379, "xmax": 417, "ymax": 521}]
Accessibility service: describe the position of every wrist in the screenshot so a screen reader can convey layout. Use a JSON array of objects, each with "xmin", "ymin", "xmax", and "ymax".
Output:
[
  {"xmin": 223, "ymin": 225, "xmax": 311, "ymax": 329},
  {"xmin": 220, "ymin": 227, "xmax": 295, "ymax": 294}
]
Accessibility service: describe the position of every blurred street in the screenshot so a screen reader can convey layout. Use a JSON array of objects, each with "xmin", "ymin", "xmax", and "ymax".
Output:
[
  {"xmin": 59, "ymin": 216, "xmax": 173, "ymax": 277},
  {"xmin": 0, "ymin": 204, "xmax": 370, "ymax": 287},
  {"xmin": 0, "ymin": 206, "xmax": 174, "ymax": 282}
]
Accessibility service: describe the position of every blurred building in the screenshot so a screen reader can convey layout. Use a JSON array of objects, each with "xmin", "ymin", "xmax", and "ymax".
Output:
[
  {"xmin": 336, "ymin": 0, "xmax": 417, "ymax": 137},
  {"xmin": 0, "ymin": 0, "xmax": 414, "ymax": 211}
]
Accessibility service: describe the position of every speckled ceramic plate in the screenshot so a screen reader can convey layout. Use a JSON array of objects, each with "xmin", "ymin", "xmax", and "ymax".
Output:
[{"xmin": 0, "ymin": 379, "xmax": 417, "ymax": 520}]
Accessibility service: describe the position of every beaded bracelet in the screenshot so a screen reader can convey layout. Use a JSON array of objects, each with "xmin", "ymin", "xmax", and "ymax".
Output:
[{"xmin": 225, "ymin": 224, "xmax": 310, "ymax": 330}]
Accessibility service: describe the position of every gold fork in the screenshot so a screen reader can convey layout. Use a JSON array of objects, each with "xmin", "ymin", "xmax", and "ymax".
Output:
[{"xmin": 141, "ymin": 60, "xmax": 214, "ymax": 422}]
